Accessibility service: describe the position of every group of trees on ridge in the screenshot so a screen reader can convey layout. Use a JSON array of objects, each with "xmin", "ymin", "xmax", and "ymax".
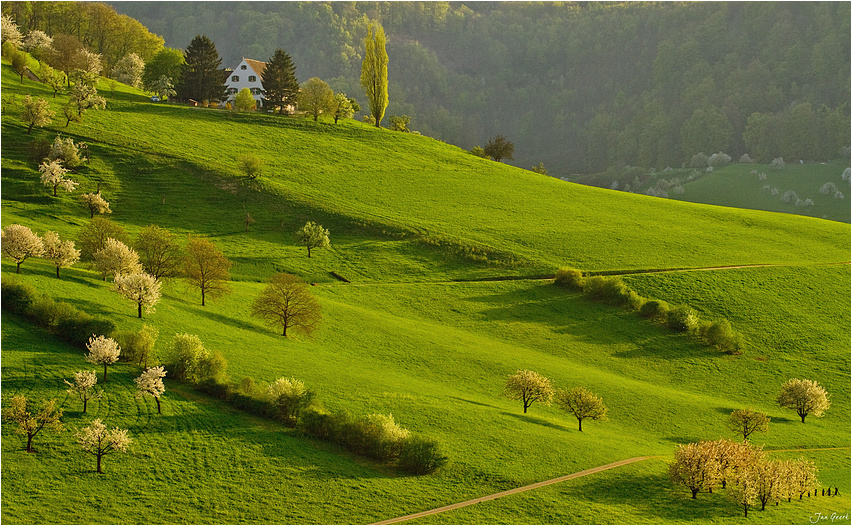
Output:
[{"xmin": 101, "ymin": 1, "xmax": 850, "ymax": 176}]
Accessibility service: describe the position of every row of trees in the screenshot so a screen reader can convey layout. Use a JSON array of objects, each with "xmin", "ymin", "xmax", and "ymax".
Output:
[{"xmin": 669, "ymin": 438, "xmax": 824, "ymax": 517}]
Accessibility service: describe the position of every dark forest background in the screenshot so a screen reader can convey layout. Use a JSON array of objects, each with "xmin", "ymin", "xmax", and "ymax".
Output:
[{"xmin": 13, "ymin": 1, "xmax": 850, "ymax": 177}]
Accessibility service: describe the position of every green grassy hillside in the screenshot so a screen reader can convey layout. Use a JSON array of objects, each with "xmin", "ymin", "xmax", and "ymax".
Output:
[{"xmin": 2, "ymin": 60, "xmax": 849, "ymax": 525}]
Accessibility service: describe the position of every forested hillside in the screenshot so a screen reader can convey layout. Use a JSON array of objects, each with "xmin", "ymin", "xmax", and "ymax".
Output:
[{"xmin": 107, "ymin": 1, "xmax": 850, "ymax": 178}]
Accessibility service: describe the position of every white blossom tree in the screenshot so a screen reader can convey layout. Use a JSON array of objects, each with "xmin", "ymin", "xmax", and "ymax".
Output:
[
  {"xmin": 111, "ymin": 53, "xmax": 144, "ymax": 88},
  {"xmin": 93, "ymin": 237, "xmax": 142, "ymax": 281},
  {"xmin": 112, "ymin": 271, "xmax": 162, "ymax": 318},
  {"xmin": 295, "ymin": 221, "xmax": 330, "ymax": 258},
  {"xmin": 134, "ymin": 366, "xmax": 166, "ymax": 414},
  {"xmin": 79, "ymin": 191, "xmax": 112, "ymax": 218},
  {"xmin": 777, "ymin": 378, "xmax": 830, "ymax": 423},
  {"xmin": 75, "ymin": 419, "xmax": 131, "ymax": 474},
  {"xmin": 64, "ymin": 370, "xmax": 103, "ymax": 413},
  {"xmin": 1, "ymin": 223, "xmax": 44, "ymax": 273},
  {"xmin": 22, "ymin": 29, "xmax": 52, "ymax": 59},
  {"xmin": 85, "ymin": 335, "xmax": 121, "ymax": 383},
  {"xmin": 41, "ymin": 230, "xmax": 80, "ymax": 278},
  {"xmin": 39, "ymin": 159, "xmax": 78, "ymax": 196},
  {"xmin": 556, "ymin": 386, "xmax": 608, "ymax": 432},
  {"xmin": 1, "ymin": 14, "xmax": 22, "ymax": 47}
]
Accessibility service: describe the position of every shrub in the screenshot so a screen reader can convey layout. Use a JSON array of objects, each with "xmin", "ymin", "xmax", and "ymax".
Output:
[
  {"xmin": 28, "ymin": 137, "xmax": 51, "ymax": 163},
  {"xmin": 554, "ymin": 268, "xmax": 584, "ymax": 290},
  {"xmin": 266, "ymin": 377, "xmax": 314, "ymax": 426},
  {"xmin": 1, "ymin": 278, "xmax": 37, "ymax": 314},
  {"xmin": 583, "ymin": 276, "xmax": 633, "ymax": 306},
  {"xmin": 55, "ymin": 315, "xmax": 115, "ymax": 346},
  {"xmin": 113, "ymin": 324, "xmax": 158, "ymax": 367},
  {"xmin": 198, "ymin": 351, "xmax": 229, "ymax": 384},
  {"xmin": 739, "ymin": 154, "xmax": 753, "ymax": 163},
  {"xmin": 639, "ymin": 299, "xmax": 671, "ymax": 319},
  {"xmin": 666, "ymin": 305, "xmax": 699, "ymax": 332},
  {"xmin": 689, "ymin": 152, "xmax": 708, "ymax": 168},
  {"xmin": 702, "ymin": 319, "xmax": 743, "ymax": 354},
  {"xmin": 357, "ymin": 413, "xmax": 411, "ymax": 461},
  {"xmin": 770, "ymin": 157, "xmax": 785, "ymax": 170},
  {"xmin": 163, "ymin": 333, "xmax": 209, "ymax": 384},
  {"xmin": 298, "ymin": 407, "xmax": 338, "ymax": 441},
  {"xmin": 28, "ymin": 296, "xmax": 77, "ymax": 327},
  {"xmin": 397, "ymin": 435, "xmax": 448, "ymax": 475},
  {"xmin": 707, "ymin": 152, "xmax": 731, "ymax": 167}
]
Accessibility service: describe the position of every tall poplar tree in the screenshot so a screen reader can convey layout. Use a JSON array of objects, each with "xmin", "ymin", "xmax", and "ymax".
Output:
[
  {"xmin": 262, "ymin": 48, "xmax": 299, "ymax": 114},
  {"xmin": 360, "ymin": 23, "xmax": 388, "ymax": 128},
  {"xmin": 176, "ymin": 35, "xmax": 224, "ymax": 103}
]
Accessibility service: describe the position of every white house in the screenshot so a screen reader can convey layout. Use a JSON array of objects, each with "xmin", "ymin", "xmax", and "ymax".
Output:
[{"xmin": 224, "ymin": 58, "xmax": 266, "ymax": 104}]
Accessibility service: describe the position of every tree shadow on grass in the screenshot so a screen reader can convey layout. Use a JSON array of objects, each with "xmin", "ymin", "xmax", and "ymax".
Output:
[
  {"xmin": 501, "ymin": 411, "xmax": 572, "ymax": 433},
  {"xmin": 466, "ymin": 282, "xmax": 711, "ymax": 360},
  {"xmin": 183, "ymin": 304, "xmax": 269, "ymax": 334},
  {"xmin": 449, "ymin": 395, "xmax": 503, "ymax": 410}
]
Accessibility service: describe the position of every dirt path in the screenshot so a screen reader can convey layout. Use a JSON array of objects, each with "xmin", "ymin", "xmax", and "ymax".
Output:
[{"xmin": 371, "ymin": 456, "xmax": 657, "ymax": 525}]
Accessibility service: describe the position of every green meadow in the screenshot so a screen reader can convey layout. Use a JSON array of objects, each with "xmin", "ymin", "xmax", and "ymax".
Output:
[{"xmin": 1, "ymin": 60, "xmax": 850, "ymax": 524}]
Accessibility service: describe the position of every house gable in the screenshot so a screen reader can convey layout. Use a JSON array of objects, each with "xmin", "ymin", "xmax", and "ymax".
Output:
[{"xmin": 224, "ymin": 58, "xmax": 267, "ymax": 103}]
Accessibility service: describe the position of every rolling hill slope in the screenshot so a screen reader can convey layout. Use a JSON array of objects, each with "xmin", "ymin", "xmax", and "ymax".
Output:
[{"xmin": 2, "ymin": 61, "xmax": 849, "ymax": 525}]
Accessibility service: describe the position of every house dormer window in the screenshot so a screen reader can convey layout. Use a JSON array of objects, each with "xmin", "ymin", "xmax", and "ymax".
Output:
[
  {"xmin": 248, "ymin": 75, "xmax": 257, "ymax": 82},
  {"xmin": 241, "ymin": 65, "xmax": 247, "ymax": 70},
  {"xmin": 232, "ymin": 75, "xmax": 239, "ymax": 82}
]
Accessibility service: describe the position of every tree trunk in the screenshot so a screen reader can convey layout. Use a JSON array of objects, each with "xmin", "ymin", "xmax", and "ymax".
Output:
[
  {"xmin": 282, "ymin": 325, "xmax": 288, "ymax": 337},
  {"xmin": 156, "ymin": 397, "xmax": 161, "ymax": 414},
  {"xmin": 578, "ymin": 419, "xmax": 583, "ymax": 432},
  {"xmin": 201, "ymin": 289, "xmax": 206, "ymax": 306},
  {"xmin": 56, "ymin": 266, "xmax": 61, "ymax": 278},
  {"xmin": 96, "ymin": 453, "xmax": 103, "ymax": 473},
  {"xmin": 743, "ymin": 504, "xmax": 748, "ymax": 517},
  {"xmin": 83, "ymin": 397, "xmax": 88, "ymax": 413},
  {"xmin": 138, "ymin": 302, "xmax": 143, "ymax": 318},
  {"xmin": 103, "ymin": 362, "xmax": 108, "ymax": 383},
  {"xmin": 53, "ymin": 184, "xmax": 58, "ymax": 196},
  {"xmin": 691, "ymin": 487, "xmax": 699, "ymax": 499},
  {"xmin": 26, "ymin": 433, "xmax": 34, "ymax": 452},
  {"xmin": 800, "ymin": 412, "xmax": 807, "ymax": 423},
  {"xmin": 307, "ymin": 246, "xmax": 312, "ymax": 258},
  {"xmin": 16, "ymin": 261, "xmax": 21, "ymax": 273}
]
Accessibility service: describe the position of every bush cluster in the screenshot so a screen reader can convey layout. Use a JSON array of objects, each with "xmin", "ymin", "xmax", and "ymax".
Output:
[
  {"xmin": 298, "ymin": 408, "xmax": 447, "ymax": 474},
  {"xmin": 1, "ymin": 278, "xmax": 115, "ymax": 345},
  {"xmin": 552, "ymin": 269, "xmax": 743, "ymax": 353}
]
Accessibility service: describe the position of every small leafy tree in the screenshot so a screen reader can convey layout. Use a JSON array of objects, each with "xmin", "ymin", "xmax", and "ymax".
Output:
[
  {"xmin": 75, "ymin": 419, "xmax": 131, "ymax": 474},
  {"xmin": 135, "ymin": 366, "xmax": 167, "ymax": 414},
  {"xmin": 149, "ymin": 74, "xmax": 177, "ymax": 101},
  {"xmin": 85, "ymin": 335, "xmax": 121, "ymax": 383},
  {"xmin": 250, "ymin": 273, "xmax": 322, "ymax": 337},
  {"xmin": 295, "ymin": 221, "xmax": 330, "ymax": 258},
  {"xmin": 64, "ymin": 370, "xmax": 103, "ymax": 413},
  {"xmin": 114, "ymin": 324, "xmax": 158, "ymax": 368},
  {"xmin": 503, "ymin": 369, "xmax": 554, "ymax": 413},
  {"xmin": 39, "ymin": 159, "xmax": 78, "ymax": 196},
  {"xmin": 728, "ymin": 408, "xmax": 770, "ymax": 440},
  {"xmin": 93, "ymin": 237, "xmax": 143, "ymax": 281},
  {"xmin": 111, "ymin": 53, "xmax": 144, "ymax": 88},
  {"xmin": 4, "ymin": 395, "xmax": 63, "ymax": 452},
  {"xmin": 388, "ymin": 114, "xmax": 411, "ymax": 132},
  {"xmin": 331, "ymin": 92, "xmax": 354, "ymax": 123},
  {"xmin": 789, "ymin": 457, "xmax": 819, "ymax": 500},
  {"xmin": 266, "ymin": 377, "xmax": 313, "ymax": 425},
  {"xmin": 23, "ymin": 30, "xmax": 52, "ymax": 60},
  {"xmin": 132, "ymin": 225, "xmax": 182, "ymax": 280},
  {"xmin": 76, "ymin": 217, "xmax": 129, "ymax": 261},
  {"xmin": 531, "ymin": 162, "xmax": 549, "ymax": 175},
  {"xmin": 298, "ymin": 77, "xmax": 334, "ymax": 121},
  {"xmin": 10, "ymin": 45, "xmax": 28, "ymax": 83},
  {"xmin": 470, "ymin": 146, "xmax": 488, "ymax": 158},
  {"xmin": 47, "ymin": 134, "xmax": 83, "ymax": 166},
  {"xmin": 484, "ymin": 134, "xmax": 514, "ymax": 162},
  {"xmin": 2, "ymin": 224, "xmax": 44, "ymax": 273},
  {"xmin": 65, "ymin": 82, "xmax": 106, "ymax": 125},
  {"xmin": 237, "ymin": 154, "xmax": 263, "ymax": 179},
  {"xmin": 112, "ymin": 271, "xmax": 162, "ymax": 318},
  {"xmin": 556, "ymin": 386, "xmax": 608, "ymax": 431},
  {"xmin": 20, "ymin": 94, "xmax": 54, "ymax": 134},
  {"xmin": 234, "ymin": 87, "xmax": 256, "ymax": 112},
  {"xmin": 183, "ymin": 236, "xmax": 231, "ymax": 306},
  {"xmin": 41, "ymin": 230, "xmax": 80, "ymax": 278},
  {"xmin": 776, "ymin": 378, "xmax": 830, "ymax": 423},
  {"xmin": 726, "ymin": 441, "xmax": 766, "ymax": 517},
  {"xmin": 41, "ymin": 63, "xmax": 67, "ymax": 98}
]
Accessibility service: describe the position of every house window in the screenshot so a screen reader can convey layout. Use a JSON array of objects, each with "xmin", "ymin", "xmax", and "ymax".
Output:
[
  {"xmin": 241, "ymin": 65, "xmax": 247, "ymax": 70},
  {"xmin": 231, "ymin": 75, "xmax": 239, "ymax": 82},
  {"xmin": 248, "ymin": 75, "xmax": 257, "ymax": 82}
]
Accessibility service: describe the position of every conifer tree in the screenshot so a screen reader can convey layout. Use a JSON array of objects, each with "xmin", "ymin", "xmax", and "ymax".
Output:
[
  {"xmin": 360, "ymin": 23, "xmax": 388, "ymax": 128},
  {"xmin": 262, "ymin": 48, "xmax": 299, "ymax": 114},
  {"xmin": 176, "ymin": 35, "xmax": 224, "ymax": 103}
]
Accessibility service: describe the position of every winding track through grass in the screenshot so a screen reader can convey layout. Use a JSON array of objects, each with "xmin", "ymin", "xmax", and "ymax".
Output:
[{"xmin": 371, "ymin": 447, "xmax": 852, "ymax": 525}]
